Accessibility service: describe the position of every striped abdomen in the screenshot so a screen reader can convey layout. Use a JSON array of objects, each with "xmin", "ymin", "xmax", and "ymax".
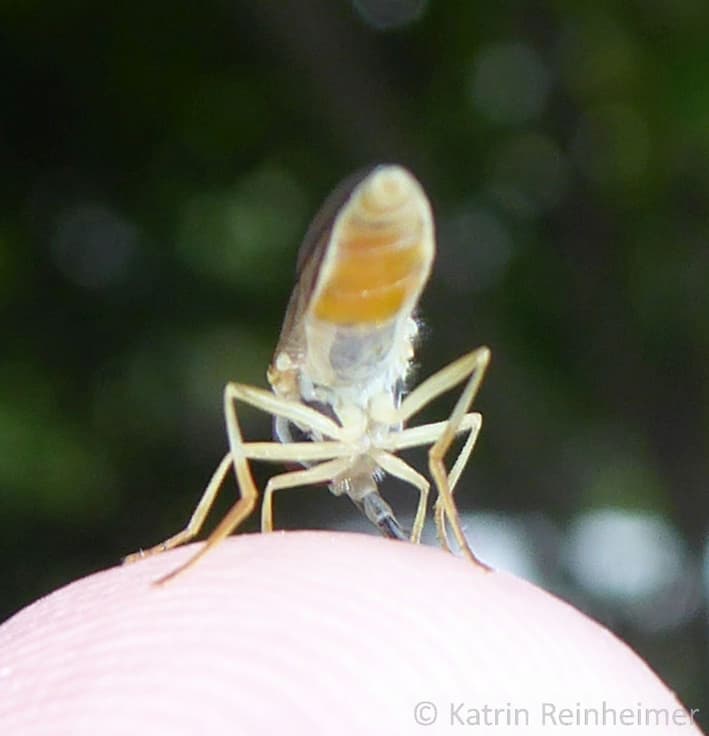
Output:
[{"xmin": 308, "ymin": 165, "xmax": 435, "ymax": 327}]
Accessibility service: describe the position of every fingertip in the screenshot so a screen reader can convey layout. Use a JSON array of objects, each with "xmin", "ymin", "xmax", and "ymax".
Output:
[{"xmin": 0, "ymin": 532, "xmax": 699, "ymax": 735}]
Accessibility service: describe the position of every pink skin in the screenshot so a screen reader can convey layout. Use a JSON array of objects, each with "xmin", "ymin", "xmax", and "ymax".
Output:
[{"xmin": 0, "ymin": 532, "xmax": 702, "ymax": 735}]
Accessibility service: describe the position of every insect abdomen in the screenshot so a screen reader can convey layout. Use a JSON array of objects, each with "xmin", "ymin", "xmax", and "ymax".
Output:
[{"xmin": 310, "ymin": 166, "xmax": 435, "ymax": 326}]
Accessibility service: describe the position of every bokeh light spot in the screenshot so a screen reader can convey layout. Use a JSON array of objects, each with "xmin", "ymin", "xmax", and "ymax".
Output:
[
  {"xmin": 50, "ymin": 204, "xmax": 138, "ymax": 290},
  {"xmin": 558, "ymin": 12, "xmax": 639, "ymax": 99},
  {"xmin": 438, "ymin": 203, "xmax": 513, "ymax": 293},
  {"xmin": 352, "ymin": 0, "xmax": 428, "ymax": 30},
  {"xmin": 470, "ymin": 42, "xmax": 551, "ymax": 125},
  {"xmin": 571, "ymin": 103, "xmax": 650, "ymax": 189},
  {"xmin": 566, "ymin": 509, "xmax": 685, "ymax": 601},
  {"xmin": 487, "ymin": 133, "xmax": 568, "ymax": 217},
  {"xmin": 177, "ymin": 166, "xmax": 306, "ymax": 294}
]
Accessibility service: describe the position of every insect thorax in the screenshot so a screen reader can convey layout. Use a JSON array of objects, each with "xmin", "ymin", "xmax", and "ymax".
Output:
[{"xmin": 268, "ymin": 315, "xmax": 418, "ymax": 449}]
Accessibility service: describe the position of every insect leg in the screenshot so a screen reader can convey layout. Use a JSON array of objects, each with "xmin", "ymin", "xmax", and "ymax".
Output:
[
  {"xmin": 123, "ymin": 452, "xmax": 232, "ymax": 565},
  {"xmin": 392, "ymin": 347, "xmax": 490, "ymax": 567},
  {"xmin": 260, "ymin": 457, "xmax": 352, "ymax": 532},
  {"xmin": 372, "ymin": 451, "xmax": 429, "ymax": 544},
  {"xmin": 154, "ymin": 382, "xmax": 351, "ymax": 584},
  {"xmin": 378, "ymin": 413, "xmax": 482, "ymax": 550},
  {"xmin": 428, "ymin": 348, "xmax": 490, "ymax": 568}
]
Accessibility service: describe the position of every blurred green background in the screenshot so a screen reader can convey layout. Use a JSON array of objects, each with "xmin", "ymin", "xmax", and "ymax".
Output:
[{"xmin": 1, "ymin": 0, "xmax": 707, "ymax": 708}]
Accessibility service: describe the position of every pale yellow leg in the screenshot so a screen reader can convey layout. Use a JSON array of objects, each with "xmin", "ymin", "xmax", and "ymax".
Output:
[
  {"xmin": 434, "ymin": 410, "xmax": 482, "ymax": 552},
  {"xmin": 372, "ymin": 451, "xmax": 429, "ymax": 544},
  {"xmin": 153, "ymin": 382, "xmax": 352, "ymax": 584},
  {"xmin": 261, "ymin": 458, "xmax": 352, "ymax": 532},
  {"xmin": 123, "ymin": 452, "xmax": 232, "ymax": 565},
  {"xmin": 128, "ymin": 344, "xmax": 490, "ymax": 582},
  {"xmin": 380, "ymin": 412, "xmax": 482, "ymax": 552},
  {"xmin": 154, "ymin": 383, "xmax": 261, "ymax": 584},
  {"xmin": 388, "ymin": 346, "xmax": 490, "ymax": 566},
  {"xmin": 426, "ymin": 347, "xmax": 490, "ymax": 568}
]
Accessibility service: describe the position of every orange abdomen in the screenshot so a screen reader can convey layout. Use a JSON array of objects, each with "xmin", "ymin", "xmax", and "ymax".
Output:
[{"xmin": 309, "ymin": 166, "xmax": 435, "ymax": 326}]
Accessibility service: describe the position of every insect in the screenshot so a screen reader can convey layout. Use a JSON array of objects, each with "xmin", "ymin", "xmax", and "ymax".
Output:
[{"xmin": 125, "ymin": 165, "xmax": 490, "ymax": 583}]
